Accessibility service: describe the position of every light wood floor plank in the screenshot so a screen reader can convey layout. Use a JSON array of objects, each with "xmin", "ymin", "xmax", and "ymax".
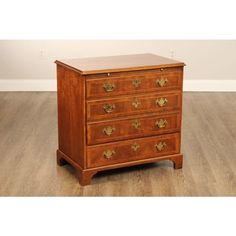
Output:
[{"xmin": 0, "ymin": 92, "xmax": 235, "ymax": 196}]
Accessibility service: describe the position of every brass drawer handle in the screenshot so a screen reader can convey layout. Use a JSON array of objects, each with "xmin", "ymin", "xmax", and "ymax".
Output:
[
  {"xmin": 132, "ymin": 79, "xmax": 141, "ymax": 88},
  {"xmin": 103, "ymin": 149, "xmax": 115, "ymax": 159},
  {"xmin": 156, "ymin": 97, "xmax": 168, "ymax": 107},
  {"xmin": 103, "ymin": 126, "xmax": 116, "ymax": 136},
  {"xmin": 155, "ymin": 142, "xmax": 167, "ymax": 151},
  {"xmin": 103, "ymin": 104, "xmax": 115, "ymax": 113},
  {"xmin": 103, "ymin": 83, "xmax": 115, "ymax": 92},
  {"xmin": 132, "ymin": 120, "xmax": 141, "ymax": 129},
  {"xmin": 155, "ymin": 119, "xmax": 167, "ymax": 129},
  {"xmin": 156, "ymin": 77, "xmax": 168, "ymax": 87},
  {"xmin": 132, "ymin": 98, "xmax": 141, "ymax": 108},
  {"xmin": 131, "ymin": 142, "xmax": 140, "ymax": 152}
]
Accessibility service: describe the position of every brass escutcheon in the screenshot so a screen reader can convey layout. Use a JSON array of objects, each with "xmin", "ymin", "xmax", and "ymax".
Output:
[
  {"xmin": 103, "ymin": 104, "xmax": 115, "ymax": 113},
  {"xmin": 156, "ymin": 97, "xmax": 168, "ymax": 107},
  {"xmin": 132, "ymin": 120, "xmax": 141, "ymax": 129},
  {"xmin": 132, "ymin": 98, "xmax": 141, "ymax": 108},
  {"xmin": 103, "ymin": 149, "xmax": 115, "ymax": 159},
  {"xmin": 155, "ymin": 119, "xmax": 168, "ymax": 129},
  {"xmin": 156, "ymin": 77, "xmax": 168, "ymax": 87},
  {"xmin": 131, "ymin": 142, "xmax": 140, "ymax": 152},
  {"xmin": 103, "ymin": 83, "xmax": 115, "ymax": 92},
  {"xmin": 132, "ymin": 79, "xmax": 141, "ymax": 88},
  {"xmin": 103, "ymin": 126, "xmax": 115, "ymax": 136},
  {"xmin": 155, "ymin": 142, "xmax": 167, "ymax": 151}
]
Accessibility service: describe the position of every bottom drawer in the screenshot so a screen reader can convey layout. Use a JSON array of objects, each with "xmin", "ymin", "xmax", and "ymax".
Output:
[{"xmin": 87, "ymin": 133, "xmax": 180, "ymax": 168}]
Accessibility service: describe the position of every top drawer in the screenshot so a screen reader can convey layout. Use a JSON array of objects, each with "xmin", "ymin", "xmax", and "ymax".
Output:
[{"xmin": 86, "ymin": 67, "xmax": 183, "ymax": 99}]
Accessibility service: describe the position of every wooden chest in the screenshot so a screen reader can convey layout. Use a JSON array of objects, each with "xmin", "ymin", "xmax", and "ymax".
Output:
[{"xmin": 55, "ymin": 53, "xmax": 185, "ymax": 185}]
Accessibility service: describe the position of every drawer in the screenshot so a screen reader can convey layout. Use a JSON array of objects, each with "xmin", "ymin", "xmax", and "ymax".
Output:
[
  {"xmin": 87, "ymin": 92, "xmax": 182, "ymax": 121},
  {"xmin": 86, "ymin": 67, "xmax": 183, "ymax": 99},
  {"xmin": 87, "ymin": 133, "xmax": 180, "ymax": 168},
  {"xmin": 87, "ymin": 112, "xmax": 181, "ymax": 145}
]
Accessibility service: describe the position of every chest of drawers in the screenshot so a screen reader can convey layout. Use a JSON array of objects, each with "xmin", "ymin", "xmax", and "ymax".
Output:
[{"xmin": 55, "ymin": 53, "xmax": 185, "ymax": 185}]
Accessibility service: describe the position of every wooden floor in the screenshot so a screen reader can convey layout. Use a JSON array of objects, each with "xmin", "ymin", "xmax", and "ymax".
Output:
[{"xmin": 0, "ymin": 92, "xmax": 236, "ymax": 196}]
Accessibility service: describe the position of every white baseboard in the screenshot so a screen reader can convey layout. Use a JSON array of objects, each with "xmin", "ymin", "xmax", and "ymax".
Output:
[
  {"xmin": 0, "ymin": 80, "xmax": 56, "ymax": 91},
  {"xmin": 0, "ymin": 79, "xmax": 236, "ymax": 92},
  {"xmin": 183, "ymin": 80, "xmax": 236, "ymax": 92}
]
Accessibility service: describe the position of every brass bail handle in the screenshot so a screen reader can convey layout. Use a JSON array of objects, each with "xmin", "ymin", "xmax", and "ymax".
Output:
[
  {"xmin": 103, "ymin": 104, "xmax": 115, "ymax": 113},
  {"xmin": 103, "ymin": 149, "xmax": 115, "ymax": 159},
  {"xmin": 103, "ymin": 82, "xmax": 115, "ymax": 92},
  {"xmin": 155, "ymin": 119, "xmax": 167, "ymax": 129},
  {"xmin": 103, "ymin": 126, "xmax": 116, "ymax": 136},
  {"xmin": 155, "ymin": 142, "xmax": 167, "ymax": 151},
  {"xmin": 156, "ymin": 77, "xmax": 168, "ymax": 87},
  {"xmin": 156, "ymin": 97, "xmax": 168, "ymax": 107}
]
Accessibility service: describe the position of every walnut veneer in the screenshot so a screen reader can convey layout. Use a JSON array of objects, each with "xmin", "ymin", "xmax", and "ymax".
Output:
[{"xmin": 55, "ymin": 53, "xmax": 185, "ymax": 185}]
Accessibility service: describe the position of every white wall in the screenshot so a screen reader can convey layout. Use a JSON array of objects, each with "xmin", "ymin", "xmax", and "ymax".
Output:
[{"xmin": 0, "ymin": 40, "xmax": 236, "ymax": 91}]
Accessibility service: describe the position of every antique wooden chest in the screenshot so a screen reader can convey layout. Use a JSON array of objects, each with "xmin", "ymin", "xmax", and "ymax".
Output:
[{"xmin": 55, "ymin": 53, "xmax": 185, "ymax": 185}]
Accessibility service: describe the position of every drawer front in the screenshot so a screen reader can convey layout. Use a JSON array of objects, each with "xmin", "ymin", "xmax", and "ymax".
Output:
[
  {"xmin": 87, "ymin": 133, "xmax": 180, "ymax": 168},
  {"xmin": 87, "ymin": 112, "xmax": 181, "ymax": 145},
  {"xmin": 86, "ymin": 68, "xmax": 183, "ymax": 99},
  {"xmin": 87, "ymin": 92, "xmax": 181, "ymax": 121}
]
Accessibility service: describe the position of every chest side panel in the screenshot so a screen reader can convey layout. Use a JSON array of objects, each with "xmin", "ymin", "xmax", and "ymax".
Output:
[{"xmin": 57, "ymin": 65, "xmax": 86, "ymax": 168}]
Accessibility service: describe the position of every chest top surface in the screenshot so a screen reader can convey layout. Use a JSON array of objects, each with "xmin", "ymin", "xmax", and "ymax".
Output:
[{"xmin": 55, "ymin": 53, "xmax": 185, "ymax": 75}]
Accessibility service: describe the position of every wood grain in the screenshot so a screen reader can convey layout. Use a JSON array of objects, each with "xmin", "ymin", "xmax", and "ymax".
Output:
[
  {"xmin": 86, "ymin": 67, "xmax": 183, "ymax": 99},
  {"xmin": 87, "ymin": 91, "xmax": 182, "ymax": 121},
  {"xmin": 57, "ymin": 65, "xmax": 86, "ymax": 168},
  {"xmin": 56, "ymin": 54, "xmax": 184, "ymax": 185},
  {"xmin": 87, "ymin": 112, "xmax": 181, "ymax": 145},
  {"xmin": 87, "ymin": 133, "xmax": 180, "ymax": 168},
  {"xmin": 0, "ymin": 92, "xmax": 235, "ymax": 196},
  {"xmin": 55, "ymin": 53, "xmax": 185, "ymax": 75}
]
